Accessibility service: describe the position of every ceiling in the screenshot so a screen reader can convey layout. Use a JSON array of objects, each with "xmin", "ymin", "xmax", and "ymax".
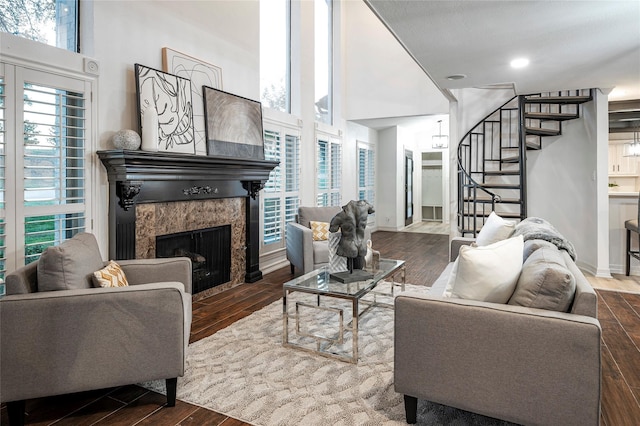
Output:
[{"xmin": 364, "ymin": 1, "xmax": 640, "ymax": 102}]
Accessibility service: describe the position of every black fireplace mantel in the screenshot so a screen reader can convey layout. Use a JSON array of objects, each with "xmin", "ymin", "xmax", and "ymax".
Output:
[{"xmin": 98, "ymin": 149, "xmax": 278, "ymax": 283}]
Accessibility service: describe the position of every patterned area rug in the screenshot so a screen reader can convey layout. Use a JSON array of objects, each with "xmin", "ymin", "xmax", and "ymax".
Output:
[{"xmin": 145, "ymin": 283, "xmax": 514, "ymax": 425}]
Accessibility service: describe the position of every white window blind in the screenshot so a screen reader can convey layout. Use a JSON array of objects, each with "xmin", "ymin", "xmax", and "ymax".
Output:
[
  {"xmin": 262, "ymin": 119, "xmax": 300, "ymax": 251},
  {"xmin": 0, "ymin": 74, "xmax": 6, "ymax": 278},
  {"xmin": 358, "ymin": 141, "xmax": 376, "ymax": 224},
  {"xmin": 1, "ymin": 63, "xmax": 91, "ymax": 274},
  {"xmin": 316, "ymin": 132, "xmax": 341, "ymax": 207}
]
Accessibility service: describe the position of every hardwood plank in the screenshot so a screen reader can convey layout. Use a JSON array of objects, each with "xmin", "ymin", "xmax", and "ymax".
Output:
[
  {"xmin": 92, "ymin": 391, "xmax": 167, "ymax": 424},
  {"xmin": 600, "ymin": 344, "xmax": 640, "ymax": 425},
  {"xmin": 599, "ymin": 318, "xmax": 640, "ymax": 389},
  {"xmin": 176, "ymin": 407, "xmax": 231, "ymax": 425},
  {"xmin": 134, "ymin": 399, "xmax": 203, "ymax": 425}
]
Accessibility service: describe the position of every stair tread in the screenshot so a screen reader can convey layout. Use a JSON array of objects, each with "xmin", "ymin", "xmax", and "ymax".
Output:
[
  {"xmin": 484, "ymin": 170, "xmax": 520, "ymax": 175},
  {"xmin": 478, "ymin": 183, "xmax": 521, "ymax": 189},
  {"xmin": 525, "ymin": 112, "xmax": 579, "ymax": 121},
  {"xmin": 463, "ymin": 197, "xmax": 521, "ymax": 204},
  {"xmin": 526, "ymin": 126, "xmax": 561, "ymax": 136},
  {"xmin": 524, "ymin": 95, "xmax": 591, "ymax": 105},
  {"xmin": 461, "ymin": 212, "xmax": 522, "ymax": 219}
]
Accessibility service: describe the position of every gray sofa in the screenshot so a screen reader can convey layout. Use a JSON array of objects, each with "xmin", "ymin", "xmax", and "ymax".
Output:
[
  {"xmin": 0, "ymin": 233, "xmax": 192, "ymax": 426},
  {"xmin": 395, "ymin": 237, "xmax": 601, "ymax": 426}
]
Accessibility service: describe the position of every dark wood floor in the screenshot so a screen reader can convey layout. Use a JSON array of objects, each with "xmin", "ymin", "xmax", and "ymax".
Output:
[{"xmin": 2, "ymin": 231, "xmax": 639, "ymax": 425}]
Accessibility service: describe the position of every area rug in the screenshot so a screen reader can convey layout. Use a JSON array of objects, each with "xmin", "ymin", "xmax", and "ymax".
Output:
[{"xmin": 144, "ymin": 283, "xmax": 514, "ymax": 425}]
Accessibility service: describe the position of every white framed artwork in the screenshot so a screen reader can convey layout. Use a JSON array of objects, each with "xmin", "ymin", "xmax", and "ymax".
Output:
[{"xmin": 162, "ymin": 47, "xmax": 223, "ymax": 155}]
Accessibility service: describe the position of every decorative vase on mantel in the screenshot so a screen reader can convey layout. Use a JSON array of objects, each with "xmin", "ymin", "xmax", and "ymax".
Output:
[{"xmin": 141, "ymin": 107, "xmax": 159, "ymax": 152}]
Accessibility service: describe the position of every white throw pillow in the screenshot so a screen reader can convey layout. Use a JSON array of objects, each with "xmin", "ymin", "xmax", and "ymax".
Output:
[
  {"xmin": 476, "ymin": 211, "xmax": 516, "ymax": 246},
  {"xmin": 444, "ymin": 235, "xmax": 524, "ymax": 303}
]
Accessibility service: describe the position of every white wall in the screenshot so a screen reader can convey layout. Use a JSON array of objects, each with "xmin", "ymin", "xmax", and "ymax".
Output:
[
  {"xmin": 527, "ymin": 91, "xmax": 608, "ymax": 276},
  {"xmin": 341, "ymin": 0, "xmax": 448, "ymax": 121}
]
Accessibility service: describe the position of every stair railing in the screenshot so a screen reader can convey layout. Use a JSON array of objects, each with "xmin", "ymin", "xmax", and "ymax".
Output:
[{"xmin": 457, "ymin": 95, "xmax": 517, "ymax": 234}]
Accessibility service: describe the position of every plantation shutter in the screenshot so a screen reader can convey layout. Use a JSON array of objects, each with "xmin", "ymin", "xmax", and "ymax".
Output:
[
  {"xmin": 357, "ymin": 141, "xmax": 376, "ymax": 224},
  {"xmin": 0, "ymin": 72, "xmax": 6, "ymax": 278},
  {"xmin": 284, "ymin": 134, "xmax": 300, "ymax": 224},
  {"xmin": 263, "ymin": 129, "xmax": 282, "ymax": 244},
  {"xmin": 15, "ymin": 68, "xmax": 89, "ymax": 266}
]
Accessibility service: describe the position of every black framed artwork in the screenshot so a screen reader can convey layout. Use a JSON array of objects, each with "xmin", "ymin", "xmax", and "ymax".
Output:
[
  {"xmin": 203, "ymin": 86, "xmax": 264, "ymax": 160},
  {"xmin": 134, "ymin": 63, "xmax": 196, "ymax": 154}
]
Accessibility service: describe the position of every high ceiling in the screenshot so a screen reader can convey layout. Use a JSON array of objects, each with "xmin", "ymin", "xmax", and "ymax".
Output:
[{"xmin": 364, "ymin": 0, "xmax": 640, "ymax": 101}]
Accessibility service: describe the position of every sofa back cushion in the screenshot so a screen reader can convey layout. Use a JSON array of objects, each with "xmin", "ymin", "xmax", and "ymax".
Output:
[
  {"xmin": 37, "ymin": 232, "xmax": 105, "ymax": 292},
  {"xmin": 508, "ymin": 245, "xmax": 576, "ymax": 312},
  {"xmin": 298, "ymin": 206, "xmax": 341, "ymax": 229}
]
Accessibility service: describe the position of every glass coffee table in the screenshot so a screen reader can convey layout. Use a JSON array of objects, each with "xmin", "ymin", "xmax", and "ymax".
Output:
[{"xmin": 282, "ymin": 259, "xmax": 405, "ymax": 364}]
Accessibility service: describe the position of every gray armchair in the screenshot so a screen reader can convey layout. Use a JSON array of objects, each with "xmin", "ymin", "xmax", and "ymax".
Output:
[
  {"xmin": 286, "ymin": 206, "xmax": 342, "ymax": 274},
  {"xmin": 0, "ymin": 233, "xmax": 192, "ymax": 426}
]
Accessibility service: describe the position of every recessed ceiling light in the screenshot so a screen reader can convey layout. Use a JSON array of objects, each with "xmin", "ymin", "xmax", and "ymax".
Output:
[
  {"xmin": 510, "ymin": 58, "xmax": 530, "ymax": 69},
  {"xmin": 446, "ymin": 74, "xmax": 467, "ymax": 80}
]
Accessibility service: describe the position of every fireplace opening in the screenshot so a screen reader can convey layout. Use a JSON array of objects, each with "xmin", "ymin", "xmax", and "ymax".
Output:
[{"xmin": 156, "ymin": 225, "xmax": 232, "ymax": 294}]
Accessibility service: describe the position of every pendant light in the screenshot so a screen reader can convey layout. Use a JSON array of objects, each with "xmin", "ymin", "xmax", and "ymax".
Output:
[
  {"xmin": 623, "ymin": 131, "xmax": 640, "ymax": 157},
  {"xmin": 432, "ymin": 120, "xmax": 448, "ymax": 149}
]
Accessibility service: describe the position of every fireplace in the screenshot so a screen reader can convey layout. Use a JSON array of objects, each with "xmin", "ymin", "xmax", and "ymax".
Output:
[
  {"xmin": 98, "ymin": 150, "xmax": 278, "ymax": 297},
  {"xmin": 156, "ymin": 225, "xmax": 231, "ymax": 294}
]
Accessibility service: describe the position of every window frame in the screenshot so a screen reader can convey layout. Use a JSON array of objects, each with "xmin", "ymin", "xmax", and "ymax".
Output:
[
  {"xmin": 315, "ymin": 125, "xmax": 341, "ymax": 207},
  {"xmin": 1, "ymin": 34, "xmax": 97, "ymax": 277},
  {"xmin": 260, "ymin": 112, "xmax": 301, "ymax": 254},
  {"xmin": 259, "ymin": 0, "xmax": 292, "ymax": 113}
]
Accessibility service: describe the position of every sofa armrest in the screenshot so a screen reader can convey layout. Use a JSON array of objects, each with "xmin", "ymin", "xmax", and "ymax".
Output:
[
  {"xmin": 286, "ymin": 222, "xmax": 314, "ymax": 274},
  {"xmin": 0, "ymin": 282, "xmax": 190, "ymax": 402},
  {"xmin": 118, "ymin": 257, "xmax": 192, "ymax": 294},
  {"xmin": 450, "ymin": 237, "xmax": 476, "ymax": 261},
  {"xmin": 394, "ymin": 293, "xmax": 601, "ymax": 426}
]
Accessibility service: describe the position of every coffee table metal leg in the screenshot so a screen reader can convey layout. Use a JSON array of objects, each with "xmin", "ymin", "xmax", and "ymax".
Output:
[
  {"xmin": 283, "ymin": 289, "xmax": 288, "ymax": 345},
  {"xmin": 352, "ymin": 298, "xmax": 358, "ymax": 363}
]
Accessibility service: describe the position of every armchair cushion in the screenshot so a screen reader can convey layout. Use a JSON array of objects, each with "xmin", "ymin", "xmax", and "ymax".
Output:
[
  {"xmin": 444, "ymin": 235, "xmax": 523, "ymax": 303},
  {"xmin": 37, "ymin": 233, "xmax": 105, "ymax": 292},
  {"xmin": 92, "ymin": 260, "xmax": 129, "ymax": 288},
  {"xmin": 509, "ymin": 246, "xmax": 576, "ymax": 312}
]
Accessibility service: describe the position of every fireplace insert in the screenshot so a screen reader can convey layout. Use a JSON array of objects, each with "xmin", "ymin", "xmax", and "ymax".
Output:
[{"xmin": 156, "ymin": 225, "xmax": 231, "ymax": 294}]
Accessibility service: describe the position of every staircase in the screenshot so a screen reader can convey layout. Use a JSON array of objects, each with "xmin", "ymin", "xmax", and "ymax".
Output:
[{"xmin": 457, "ymin": 89, "xmax": 593, "ymax": 235}]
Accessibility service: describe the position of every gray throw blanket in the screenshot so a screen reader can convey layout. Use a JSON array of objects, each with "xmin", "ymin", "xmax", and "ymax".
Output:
[{"xmin": 512, "ymin": 217, "xmax": 577, "ymax": 260}]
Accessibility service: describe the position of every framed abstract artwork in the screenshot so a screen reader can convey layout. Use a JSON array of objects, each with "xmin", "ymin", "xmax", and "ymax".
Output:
[
  {"xmin": 203, "ymin": 86, "xmax": 264, "ymax": 160},
  {"xmin": 162, "ymin": 47, "xmax": 223, "ymax": 155},
  {"xmin": 134, "ymin": 63, "xmax": 195, "ymax": 154}
]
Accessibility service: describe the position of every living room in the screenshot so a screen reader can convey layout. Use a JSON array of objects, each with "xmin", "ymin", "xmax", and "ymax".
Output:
[{"xmin": 1, "ymin": 0, "xmax": 639, "ymax": 425}]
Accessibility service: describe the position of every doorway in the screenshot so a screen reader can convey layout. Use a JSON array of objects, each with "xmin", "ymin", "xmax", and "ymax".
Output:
[{"xmin": 405, "ymin": 149, "xmax": 413, "ymax": 227}]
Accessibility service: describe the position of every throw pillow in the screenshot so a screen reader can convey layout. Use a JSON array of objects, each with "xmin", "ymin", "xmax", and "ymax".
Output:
[
  {"xmin": 508, "ymin": 246, "xmax": 576, "ymax": 312},
  {"xmin": 523, "ymin": 238, "xmax": 557, "ymax": 262},
  {"xmin": 476, "ymin": 211, "xmax": 516, "ymax": 246},
  {"xmin": 92, "ymin": 261, "xmax": 130, "ymax": 288},
  {"xmin": 310, "ymin": 221, "xmax": 330, "ymax": 241},
  {"xmin": 444, "ymin": 235, "xmax": 524, "ymax": 303},
  {"xmin": 37, "ymin": 232, "xmax": 105, "ymax": 292}
]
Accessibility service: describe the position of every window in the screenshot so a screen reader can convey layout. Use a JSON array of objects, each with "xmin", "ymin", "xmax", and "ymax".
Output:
[
  {"xmin": 260, "ymin": 0, "xmax": 290, "ymax": 112},
  {"xmin": 316, "ymin": 132, "xmax": 341, "ymax": 207},
  {"xmin": 1, "ymin": 62, "xmax": 92, "ymax": 277},
  {"xmin": 262, "ymin": 119, "xmax": 300, "ymax": 251},
  {"xmin": 0, "ymin": 0, "xmax": 79, "ymax": 52},
  {"xmin": 358, "ymin": 141, "xmax": 375, "ymax": 224},
  {"xmin": 314, "ymin": 0, "xmax": 332, "ymax": 124},
  {"xmin": 0, "ymin": 72, "xmax": 6, "ymax": 278}
]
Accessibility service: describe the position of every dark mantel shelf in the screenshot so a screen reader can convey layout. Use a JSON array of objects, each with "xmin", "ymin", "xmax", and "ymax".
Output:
[
  {"xmin": 97, "ymin": 149, "xmax": 278, "ymax": 283},
  {"xmin": 97, "ymin": 149, "xmax": 279, "ymax": 182}
]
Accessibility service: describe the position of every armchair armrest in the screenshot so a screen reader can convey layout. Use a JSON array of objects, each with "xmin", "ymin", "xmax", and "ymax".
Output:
[
  {"xmin": 286, "ymin": 222, "xmax": 314, "ymax": 274},
  {"xmin": 394, "ymin": 293, "xmax": 601, "ymax": 426},
  {"xmin": 118, "ymin": 257, "xmax": 192, "ymax": 294},
  {"xmin": 0, "ymin": 282, "xmax": 189, "ymax": 402}
]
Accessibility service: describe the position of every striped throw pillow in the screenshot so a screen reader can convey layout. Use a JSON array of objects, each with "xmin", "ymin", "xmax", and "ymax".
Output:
[{"xmin": 92, "ymin": 260, "xmax": 129, "ymax": 288}]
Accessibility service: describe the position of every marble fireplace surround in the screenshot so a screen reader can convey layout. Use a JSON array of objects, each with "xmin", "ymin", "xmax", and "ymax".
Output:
[{"xmin": 98, "ymin": 150, "xmax": 278, "ymax": 296}]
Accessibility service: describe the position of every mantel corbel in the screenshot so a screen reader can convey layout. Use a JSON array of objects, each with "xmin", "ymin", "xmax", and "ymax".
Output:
[
  {"xmin": 117, "ymin": 180, "xmax": 143, "ymax": 210},
  {"xmin": 242, "ymin": 181, "xmax": 265, "ymax": 200}
]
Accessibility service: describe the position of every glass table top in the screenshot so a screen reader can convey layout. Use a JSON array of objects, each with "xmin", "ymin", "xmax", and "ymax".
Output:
[{"xmin": 283, "ymin": 259, "xmax": 405, "ymax": 298}]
